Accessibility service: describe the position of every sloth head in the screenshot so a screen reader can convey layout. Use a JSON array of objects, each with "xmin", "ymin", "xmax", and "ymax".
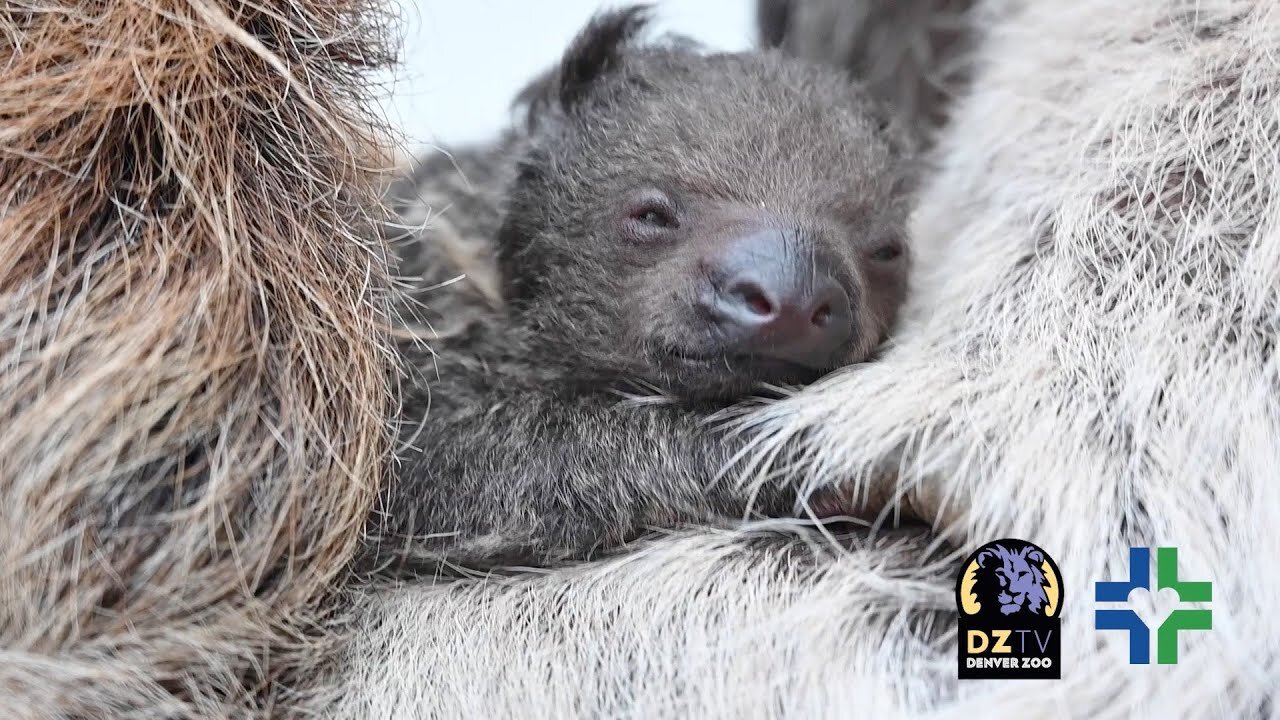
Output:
[{"xmin": 497, "ymin": 5, "xmax": 914, "ymax": 399}]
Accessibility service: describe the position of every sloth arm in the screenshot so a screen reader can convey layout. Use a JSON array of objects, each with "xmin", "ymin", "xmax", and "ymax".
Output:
[{"xmin": 367, "ymin": 387, "xmax": 791, "ymax": 573}]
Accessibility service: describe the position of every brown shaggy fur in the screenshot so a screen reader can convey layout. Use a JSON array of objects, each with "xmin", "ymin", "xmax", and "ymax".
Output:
[{"xmin": 0, "ymin": 1, "xmax": 395, "ymax": 716}]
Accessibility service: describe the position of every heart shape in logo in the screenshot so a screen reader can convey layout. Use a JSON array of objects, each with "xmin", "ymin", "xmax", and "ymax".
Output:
[{"xmin": 1126, "ymin": 585, "xmax": 1183, "ymax": 629}]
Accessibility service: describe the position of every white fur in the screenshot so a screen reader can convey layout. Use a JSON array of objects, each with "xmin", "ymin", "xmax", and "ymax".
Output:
[
  {"xmin": 326, "ymin": 528, "xmax": 954, "ymax": 718},
  {"xmin": 323, "ymin": 2, "xmax": 1280, "ymax": 716}
]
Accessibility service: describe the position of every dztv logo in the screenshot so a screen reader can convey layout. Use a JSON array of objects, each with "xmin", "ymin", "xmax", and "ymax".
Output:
[{"xmin": 956, "ymin": 539, "xmax": 1062, "ymax": 679}]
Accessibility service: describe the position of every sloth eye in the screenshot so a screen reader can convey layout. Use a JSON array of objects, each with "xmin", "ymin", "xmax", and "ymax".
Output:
[
  {"xmin": 636, "ymin": 207, "xmax": 675, "ymax": 227},
  {"xmin": 870, "ymin": 241, "xmax": 903, "ymax": 262},
  {"xmin": 622, "ymin": 191, "xmax": 679, "ymax": 238}
]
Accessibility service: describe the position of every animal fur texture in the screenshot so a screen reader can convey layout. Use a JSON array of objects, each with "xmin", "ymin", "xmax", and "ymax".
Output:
[
  {"xmin": 0, "ymin": 0, "xmax": 395, "ymax": 717},
  {"xmin": 324, "ymin": 0, "xmax": 1280, "ymax": 717},
  {"xmin": 387, "ymin": 135, "xmax": 516, "ymax": 340},
  {"xmin": 757, "ymin": 0, "xmax": 976, "ymax": 143},
  {"xmin": 371, "ymin": 8, "xmax": 914, "ymax": 573}
]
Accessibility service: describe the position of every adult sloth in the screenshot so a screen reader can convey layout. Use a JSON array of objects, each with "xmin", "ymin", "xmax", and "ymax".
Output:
[{"xmin": 323, "ymin": 1, "xmax": 1280, "ymax": 718}]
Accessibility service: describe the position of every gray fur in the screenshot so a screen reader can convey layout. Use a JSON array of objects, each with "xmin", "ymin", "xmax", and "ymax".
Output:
[
  {"xmin": 758, "ymin": 0, "xmax": 977, "ymax": 144},
  {"xmin": 313, "ymin": 1, "xmax": 1280, "ymax": 717},
  {"xmin": 386, "ymin": 135, "xmax": 515, "ymax": 346},
  {"xmin": 364, "ymin": 7, "xmax": 915, "ymax": 573}
]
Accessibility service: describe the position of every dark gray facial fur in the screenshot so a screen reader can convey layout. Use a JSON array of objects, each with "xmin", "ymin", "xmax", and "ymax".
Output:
[{"xmin": 498, "ymin": 6, "xmax": 911, "ymax": 399}]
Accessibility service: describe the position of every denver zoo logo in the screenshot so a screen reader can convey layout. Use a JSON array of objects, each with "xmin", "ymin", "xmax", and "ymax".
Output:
[{"xmin": 956, "ymin": 539, "xmax": 1062, "ymax": 679}]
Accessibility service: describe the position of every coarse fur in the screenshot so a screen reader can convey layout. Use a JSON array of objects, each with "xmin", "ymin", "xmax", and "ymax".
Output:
[
  {"xmin": 328, "ymin": 527, "xmax": 954, "ymax": 718},
  {"xmin": 387, "ymin": 134, "xmax": 518, "ymax": 336},
  {"xmin": 320, "ymin": 0, "xmax": 1280, "ymax": 717},
  {"xmin": 0, "ymin": 0, "xmax": 395, "ymax": 716},
  {"xmin": 366, "ymin": 7, "xmax": 914, "ymax": 572},
  {"xmin": 758, "ymin": 0, "xmax": 977, "ymax": 145}
]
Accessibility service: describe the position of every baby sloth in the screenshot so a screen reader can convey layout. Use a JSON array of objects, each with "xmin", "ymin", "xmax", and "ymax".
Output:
[{"xmin": 369, "ymin": 6, "xmax": 913, "ymax": 573}]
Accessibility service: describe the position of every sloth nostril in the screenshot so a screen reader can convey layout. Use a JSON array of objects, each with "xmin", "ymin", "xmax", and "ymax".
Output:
[
  {"xmin": 744, "ymin": 290, "xmax": 773, "ymax": 316},
  {"xmin": 729, "ymin": 283, "xmax": 775, "ymax": 317}
]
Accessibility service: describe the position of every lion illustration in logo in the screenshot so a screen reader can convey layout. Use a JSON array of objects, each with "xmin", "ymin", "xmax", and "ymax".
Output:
[{"xmin": 959, "ymin": 542, "xmax": 1060, "ymax": 617}]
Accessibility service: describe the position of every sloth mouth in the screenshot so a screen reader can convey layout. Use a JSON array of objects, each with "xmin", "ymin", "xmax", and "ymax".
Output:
[{"xmin": 661, "ymin": 346, "xmax": 828, "ymax": 384}]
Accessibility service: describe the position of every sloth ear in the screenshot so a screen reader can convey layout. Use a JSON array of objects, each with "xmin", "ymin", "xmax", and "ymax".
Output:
[
  {"xmin": 513, "ymin": 4, "xmax": 652, "ymax": 130},
  {"xmin": 557, "ymin": 4, "xmax": 652, "ymax": 107}
]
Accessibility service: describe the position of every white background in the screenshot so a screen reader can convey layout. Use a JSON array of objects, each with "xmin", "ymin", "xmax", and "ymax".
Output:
[{"xmin": 380, "ymin": 1, "xmax": 755, "ymax": 152}]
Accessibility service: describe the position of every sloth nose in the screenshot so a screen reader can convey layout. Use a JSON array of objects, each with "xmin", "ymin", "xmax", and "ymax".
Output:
[{"xmin": 702, "ymin": 229, "xmax": 853, "ymax": 368}]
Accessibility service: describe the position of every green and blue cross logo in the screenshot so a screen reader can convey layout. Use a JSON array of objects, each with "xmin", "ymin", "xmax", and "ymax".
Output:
[{"xmin": 1094, "ymin": 547, "xmax": 1212, "ymax": 664}]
